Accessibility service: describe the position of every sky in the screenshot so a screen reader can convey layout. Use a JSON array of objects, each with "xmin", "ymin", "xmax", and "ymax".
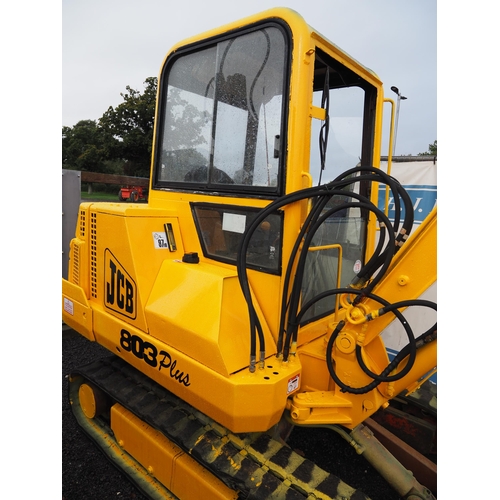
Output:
[{"xmin": 62, "ymin": 0, "xmax": 437, "ymax": 156}]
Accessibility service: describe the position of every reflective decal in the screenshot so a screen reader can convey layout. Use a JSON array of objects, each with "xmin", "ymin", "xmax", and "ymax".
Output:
[{"xmin": 64, "ymin": 298, "xmax": 74, "ymax": 315}]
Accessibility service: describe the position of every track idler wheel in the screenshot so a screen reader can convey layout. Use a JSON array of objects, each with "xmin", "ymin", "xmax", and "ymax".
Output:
[{"xmin": 78, "ymin": 382, "xmax": 110, "ymax": 419}]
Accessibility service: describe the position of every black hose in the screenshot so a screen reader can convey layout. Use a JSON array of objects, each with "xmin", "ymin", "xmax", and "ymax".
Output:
[
  {"xmin": 282, "ymin": 200, "xmax": 395, "ymax": 361},
  {"xmin": 325, "ymin": 294, "xmax": 417, "ymax": 394},
  {"xmin": 353, "ymin": 299, "xmax": 437, "ymax": 384},
  {"xmin": 236, "ymin": 166, "xmax": 423, "ymax": 373},
  {"xmin": 237, "ymin": 183, "xmax": 339, "ymax": 364}
]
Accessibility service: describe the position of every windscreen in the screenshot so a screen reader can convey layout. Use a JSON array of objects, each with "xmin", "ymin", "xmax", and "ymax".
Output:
[{"xmin": 155, "ymin": 25, "xmax": 288, "ymax": 194}]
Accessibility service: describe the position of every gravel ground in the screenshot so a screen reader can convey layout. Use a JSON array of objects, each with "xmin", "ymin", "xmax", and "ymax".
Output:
[
  {"xmin": 62, "ymin": 327, "xmax": 401, "ymax": 500},
  {"xmin": 62, "ymin": 327, "xmax": 148, "ymax": 500}
]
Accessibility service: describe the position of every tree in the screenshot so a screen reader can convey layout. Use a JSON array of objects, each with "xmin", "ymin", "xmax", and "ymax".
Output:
[
  {"xmin": 418, "ymin": 140, "xmax": 437, "ymax": 156},
  {"xmin": 62, "ymin": 120, "xmax": 107, "ymax": 172},
  {"xmin": 62, "ymin": 76, "xmax": 206, "ymax": 179},
  {"xmin": 98, "ymin": 77, "xmax": 157, "ymax": 177}
]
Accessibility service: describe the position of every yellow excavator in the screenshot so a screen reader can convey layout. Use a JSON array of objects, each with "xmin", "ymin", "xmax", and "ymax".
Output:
[{"xmin": 62, "ymin": 7, "xmax": 436, "ymax": 500}]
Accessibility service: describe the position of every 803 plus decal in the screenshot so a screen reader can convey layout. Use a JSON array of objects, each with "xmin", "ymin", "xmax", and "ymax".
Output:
[{"xmin": 119, "ymin": 329, "xmax": 190, "ymax": 386}]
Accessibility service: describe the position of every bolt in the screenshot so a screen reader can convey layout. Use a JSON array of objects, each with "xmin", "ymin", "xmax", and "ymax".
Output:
[
  {"xmin": 363, "ymin": 400, "xmax": 374, "ymax": 411},
  {"xmin": 398, "ymin": 275, "xmax": 409, "ymax": 286},
  {"xmin": 340, "ymin": 337, "xmax": 351, "ymax": 350}
]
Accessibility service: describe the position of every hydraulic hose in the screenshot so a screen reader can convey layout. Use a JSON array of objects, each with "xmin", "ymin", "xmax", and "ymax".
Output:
[
  {"xmin": 237, "ymin": 182, "xmax": 340, "ymax": 368},
  {"xmin": 324, "ymin": 295, "xmax": 437, "ymax": 393},
  {"xmin": 282, "ymin": 200, "xmax": 395, "ymax": 361},
  {"xmin": 237, "ymin": 166, "xmax": 419, "ymax": 372}
]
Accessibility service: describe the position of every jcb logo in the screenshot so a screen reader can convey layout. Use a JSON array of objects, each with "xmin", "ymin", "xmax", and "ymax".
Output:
[{"xmin": 105, "ymin": 249, "xmax": 136, "ymax": 319}]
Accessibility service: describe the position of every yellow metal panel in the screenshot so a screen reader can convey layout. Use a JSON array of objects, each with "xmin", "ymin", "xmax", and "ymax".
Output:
[
  {"xmin": 362, "ymin": 208, "xmax": 437, "ymax": 342},
  {"xmin": 88, "ymin": 202, "xmax": 176, "ymax": 218},
  {"xmin": 145, "ymin": 260, "xmax": 276, "ymax": 376},
  {"xmin": 243, "ymin": 270, "xmax": 282, "ymax": 345},
  {"xmin": 111, "ymin": 404, "xmax": 237, "ymax": 500},
  {"xmin": 93, "ymin": 308, "xmax": 300, "ymax": 433},
  {"xmin": 62, "ymin": 278, "xmax": 94, "ymax": 341},
  {"xmin": 90, "ymin": 208, "xmax": 185, "ymax": 333},
  {"xmin": 291, "ymin": 333, "xmax": 390, "ymax": 427}
]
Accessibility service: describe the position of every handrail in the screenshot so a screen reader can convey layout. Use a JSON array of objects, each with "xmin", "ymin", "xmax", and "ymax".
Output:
[{"xmin": 382, "ymin": 98, "xmax": 396, "ymax": 217}]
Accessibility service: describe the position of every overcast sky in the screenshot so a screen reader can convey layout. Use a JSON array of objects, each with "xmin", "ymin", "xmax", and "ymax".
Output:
[{"xmin": 63, "ymin": 0, "xmax": 437, "ymax": 156}]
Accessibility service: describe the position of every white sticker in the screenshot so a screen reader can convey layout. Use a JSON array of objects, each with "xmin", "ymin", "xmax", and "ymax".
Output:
[
  {"xmin": 353, "ymin": 259, "xmax": 362, "ymax": 273},
  {"xmin": 152, "ymin": 232, "xmax": 169, "ymax": 249},
  {"xmin": 64, "ymin": 298, "xmax": 74, "ymax": 315},
  {"xmin": 222, "ymin": 213, "xmax": 246, "ymax": 234},
  {"xmin": 287, "ymin": 374, "xmax": 300, "ymax": 394}
]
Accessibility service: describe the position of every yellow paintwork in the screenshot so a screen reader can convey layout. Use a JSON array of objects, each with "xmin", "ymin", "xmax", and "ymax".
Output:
[
  {"xmin": 111, "ymin": 404, "xmax": 238, "ymax": 500},
  {"xmin": 63, "ymin": 6, "xmax": 435, "ymax": 440},
  {"xmin": 145, "ymin": 260, "xmax": 277, "ymax": 376},
  {"xmin": 78, "ymin": 383, "xmax": 98, "ymax": 419},
  {"xmin": 62, "ymin": 279, "xmax": 94, "ymax": 341},
  {"xmin": 92, "ymin": 304, "xmax": 301, "ymax": 433},
  {"xmin": 290, "ymin": 209, "xmax": 437, "ymax": 428}
]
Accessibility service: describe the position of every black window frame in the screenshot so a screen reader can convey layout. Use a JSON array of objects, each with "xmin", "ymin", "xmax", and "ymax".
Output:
[{"xmin": 191, "ymin": 201, "xmax": 284, "ymax": 275}]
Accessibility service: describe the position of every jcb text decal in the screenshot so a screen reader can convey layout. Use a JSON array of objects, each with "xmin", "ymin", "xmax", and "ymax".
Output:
[
  {"xmin": 105, "ymin": 249, "xmax": 137, "ymax": 319},
  {"xmin": 119, "ymin": 329, "xmax": 191, "ymax": 386}
]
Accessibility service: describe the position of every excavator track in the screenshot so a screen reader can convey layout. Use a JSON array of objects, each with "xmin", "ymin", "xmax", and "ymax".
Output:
[{"xmin": 69, "ymin": 356, "xmax": 371, "ymax": 500}]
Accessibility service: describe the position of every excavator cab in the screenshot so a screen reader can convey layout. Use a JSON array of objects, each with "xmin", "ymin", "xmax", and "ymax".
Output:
[
  {"xmin": 63, "ymin": 8, "xmax": 437, "ymax": 500},
  {"xmin": 147, "ymin": 10, "xmax": 381, "ymax": 326}
]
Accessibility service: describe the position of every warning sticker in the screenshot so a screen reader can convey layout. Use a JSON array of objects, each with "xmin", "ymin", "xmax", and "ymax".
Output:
[
  {"xmin": 287, "ymin": 374, "xmax": 300, "ymax": 394},
  {"xmin": 152, "ymin": 232, "xmax": 169, "ymax": 249},
  {"xmin": 64, "ymin": 298, "xmax": 74, "ymax": 315},
  {"xmin": 353, "ymin": 259, "xmax": 362, "ymax": 273}
]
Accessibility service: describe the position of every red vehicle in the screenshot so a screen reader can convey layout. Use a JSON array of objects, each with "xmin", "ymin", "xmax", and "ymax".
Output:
[{"xmin": 118, "ymin": 185, "xmax": 148, "ymax": 202}]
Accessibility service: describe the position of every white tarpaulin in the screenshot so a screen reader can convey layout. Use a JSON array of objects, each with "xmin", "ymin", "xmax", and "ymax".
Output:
[
  {"xmin": 376, "ymin": 157, "xmax": 437, "ymax": 381},
  {"xmin": 378, "ymin": 157, "xmax": 437, "ymax": 227}
]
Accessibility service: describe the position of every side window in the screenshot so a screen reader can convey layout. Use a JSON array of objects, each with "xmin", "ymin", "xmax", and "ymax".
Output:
[{"xmin": 192, "ymin": 204, "xmax": 282, "ymax": 274}]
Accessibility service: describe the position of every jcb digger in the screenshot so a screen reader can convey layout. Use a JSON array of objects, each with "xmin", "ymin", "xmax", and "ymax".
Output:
[{"xmin": 62, "ymin": 7, "xmax": 437, "ymax": 500}]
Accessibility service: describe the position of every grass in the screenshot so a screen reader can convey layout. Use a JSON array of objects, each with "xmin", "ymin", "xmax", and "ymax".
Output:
[{"xmin": 81, "ymin": 191, "xmax": 120, "ymax": 202}]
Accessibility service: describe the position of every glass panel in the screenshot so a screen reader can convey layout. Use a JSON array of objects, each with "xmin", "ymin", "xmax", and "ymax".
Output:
[
  {"xmin": 301, "ymin": 211, "xmax": 366, "ymax": 322},
  {"xmin": 193, "ymin": 204, "xmax": 282, "ymax": 273},
  {"xmin": 156, "ymin": 26, "xmax": 286, "ymax": 191},
  {"xmin": 310, "ymin": 86, "xmax": 365, "ymax": 184}
]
